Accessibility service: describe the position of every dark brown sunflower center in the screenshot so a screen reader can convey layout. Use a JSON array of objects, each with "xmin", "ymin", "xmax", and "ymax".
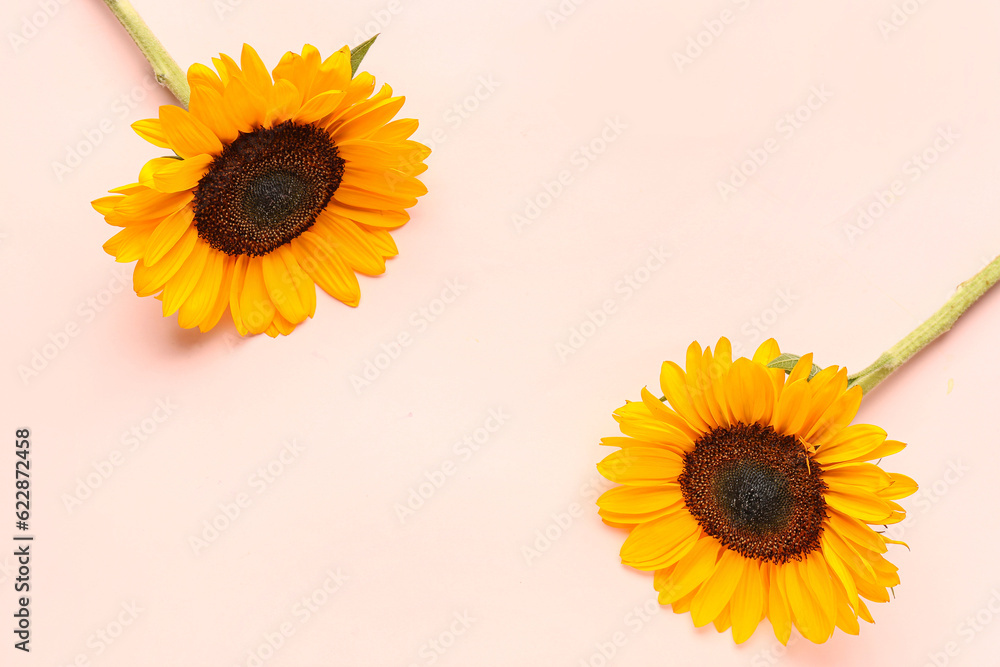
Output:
[
  {"xmin": 678, "ymin": 422, "xmax": 826, "ymax": 563},
  {"xmin": 193, "ymin": 120, "xmax": 344, "ymax": 256}
]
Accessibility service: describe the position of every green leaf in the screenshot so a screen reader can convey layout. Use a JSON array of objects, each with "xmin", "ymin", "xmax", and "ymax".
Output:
[
  {"xmin": 350, "ymin": 34, "xmax": 378, "ymax": 77},
  {"xmin": 766, "ymin": 353, "xmax": 801, "ymax": 371},
  {"xmin": 766, "ymin": 353, "xmax": 822, "ymax": 380}
]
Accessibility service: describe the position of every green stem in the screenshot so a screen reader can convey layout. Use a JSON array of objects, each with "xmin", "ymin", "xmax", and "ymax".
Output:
[
  {"xmin": 849, "ymin": 254, "xmax": 1000, "ymax": 394},
  {"xmin": 101, "ymin": 0, "xmax": 189, "ymax": 107}
]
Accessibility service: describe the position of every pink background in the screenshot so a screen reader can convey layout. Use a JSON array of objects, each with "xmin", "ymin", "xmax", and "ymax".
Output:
[{"xmin": 4, "ymin": 0, "xmax": 1000, "ymax": 665}]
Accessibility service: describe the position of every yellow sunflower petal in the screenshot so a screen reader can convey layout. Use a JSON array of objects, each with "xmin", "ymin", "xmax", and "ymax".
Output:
[
  {"xmin": 108, "ymin": 183, "xmax": 147, "ymax": 196},
  {"xmin": 261, "ymin": 246, "xmax": 312, "ymax": 324},
  {"xmin": 332, "ymin": 184, "xmax": 417, "ymax": 211},
  {"xmin": 114, "ymin": 189, "xmax": 192, "ymax": 220},
  {"xmin": 341, "ymin": 167, "xmax": 428, "ymax": 201},
  {"xmin": 639, "ymin": 388, "xmax": 703, "ymax": 442},
  {"xmin": 620, "ymin": 511, "xmax": 701, "ymax": 571},
  {"xmin": 131, "ymin": 118, "xmax": 171, "ymax": 148},
  {"xmin": 771, "ymin": 378, "xmax": 811, "ymax": 436},
  {"xmin": 228, "ymin": 255, "xmax": 250, "ymax": 336},
  {"xmin": 767, "ymin": 563, "xmax": 793, "ymax": 645},
  {"xmin": 597, "ymin": 485, "xmax": 683, "ymax": 516},
  {"xmin": 152, "ymin": 154, "xmax": 213, "ymax": 193},
  {"xmin": 293, "ymin": 89, "xmax": 347, "ymax": 125},
  {"xmin": 713, "ymin": 604, "xmax": 732, "ymax": 633},
  {"xmin": 322, "ymin": 72, "xmax": 376, "ymax": 124},
  {"xmin": 312, "ymin": 46, "xmax": 352, "ymax": 94},
  {"xmin": 683, "ymin": 341, "xmax": 720, "ymax": 429},
  {"xmin": 800, "ymin": 367, "xmax": 850, "ymax": 439},
  {"xmin": 784, "ymin": 559, "xmax": 833, "ymax": 643},
  {"xmin": 659, "ymin": 361, "xmax": 712, "ymax": 434},
  {"xmin": 877, "ymin": 472, "xmax": 918, "ymax": 500},
  {"xmin": 699, "ymin": 346, "xmax": 731, "ymax": 428},
  {"xmin": 823, "ymin": 462, "xmax": 893, "ymax": 492},
  {"xmin": 290, "ymin": 232, "xmax": 361, "ymax": 307},
  {"xmin": 823, "ymin": 524, "xmax": 879, "ymax": 586},
  {"xmin": 325, "ymin": 201, "xmax": 410, "ymax": 229},
  {"xmin": 814, "ymin": 424, "xmax": 888, "ymax": 465},
  {"xmin": 829, "ymin": 572, "xmax": 861, "ymax": 635},
  {"xmin": 132, "ymin": 227, "xmax": 198, "ymax": 297},
  {"xmin": 189, "ymin": 83, "xmax": 239, "ymax": 145},
  {"xmin": 239, "ymin": 257, "xmax": 276, "ymax": 335},
  {"xmin": 599, "ymin": 503, "xmax": 684, "ymax": 527},
  {"xmin": 730, "ymin": 559, "xmax": 765, "ymax": 643},
  {"xmin": 709, "ymin": 338, "xmax": 737, "ymax": 426},
  {"xmin": 271, "ymin": 45, "xmax": 320, "ymax": 98},
  {"xmin": 851, "ymin": 438, "xmax": 906, "ymax": 463},
  {"xmin": 144, "ymin": 206, "xmax": 195, "ymax": 266},
  {"xmin": 655, "ymin": 536, "xmax": 722, "ymax": 604},
  {"xmin": 834, "ymin": 598, "xmax": 861, "ymax": 636},
  {"xmin": 103, "ymin": 222, "xmax": 158, "ymax": 262},
  {"xmin": 751, "ymin": 337, "xmax": 787, "ymax": 403},
  {"xmin": 212, "ymin": 54, "xmax": 239, "ymax": 85},
  {"xmin": 826, "ymin": 509, "xmax": 887, "ymax": 553},
  {"xmin": 223, "ymin": 76, "xmax": 267, "ymax": 133},
  {"xmin": 137, "ymin": 157, "xmax": 182, "ymax": 190},
  {"xmin": 92, "ymin": 195, "xmax": 123, "ymax": 216},
  {"xmin": 787, "ymin": 353, "xmax": 815, "ymax": 384},
  {"xmin": 597, "ymin": 447, "xmax": 683, "ymax": 486},
  {"xmin": 726, "ymin": 357, "xmax": 774, "ymax": 426},
  {"xmin": 198, "ymin": 255, "xmax": 236, "ymax": 332},
  {"xmin": 801, "ymin": 552, "xmax": 836, "ymax": 623},
  {"xmin": 264, "ymin": 79, "xmax": 302, "ymax": 127},
  {"xmin": 330, "ymin": 96, "xmax": 406, "ymax": 142},
  {"xmin": 272, "ymin": 311, "xmax": 297, "ymax": 336},
  {"xmin": 690, "ymin": 550, "xmax": 746, "ymax": 628},
  {"xmin": 187, "ymin": 62, "xmax": 224, "ymax": 94},
  {"xmin": 612, "ymin": 408, "xmax": 695, "ymax": 453},
  {"xmin": 671, "ymin": 588, "xmax": 699, "ymax": 615},
  {"xmin": 825, "ymin": 487, "xmax": 894, "ymax": 523},
  {"xmin": 855, "ymin": 573, "xmax": 891, "ymax": 603},
  {"xmin": 177, "ymin": 248, "xmax": 226, "ymax": 328},
  {"xmin": 159, "ymin": 105, "xmax": 223, "ymax": 158},
  {"xmin": 314, "ymin": 212, "xmax": 386, "ymax": 275},
  {"xmin": 279, "ymin": 244, "xmax": 316, "ymax": 318},
  {"xmin": 359, "ymin": 225, "xmax": 399, "ymax": 258},
  {"xmin": 809, "ymin": 386, "xmax": 863, "ymax": 447},
  {"xmin": 370, "ymin": 118, "xmax": 420, "ymax": 142},
  {"xmin": 162, "ymin": 239, "xmax": 211, "ymax": 316},
  {"xmin": 856, "ymin": 598, "xmax": 874, "ymax": 623},
  {"xmin": 821, "ymin": 532, "xmax": 860, "ymax": 611},
  {"xmin": 240, "ymin": 43, "xmax": 274, "ymax": 98},
  {"xmin": 751, "ymin": 338, "xmax": 781, "ymax": 365}
]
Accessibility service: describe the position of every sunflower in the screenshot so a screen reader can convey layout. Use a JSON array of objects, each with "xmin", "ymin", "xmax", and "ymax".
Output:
[
  {"xmin": 596, "ymin": 338, "xmax": 916, "ymax": 644},
  {"xmin": 92, "ymin": 44, "xmax": 429, "ymax": 337}
]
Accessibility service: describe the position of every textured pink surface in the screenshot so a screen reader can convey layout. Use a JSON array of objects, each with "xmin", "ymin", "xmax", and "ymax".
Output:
[{"xmin": 4, "ymin": 0, "xmax": 1000, "ymax": 665}]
